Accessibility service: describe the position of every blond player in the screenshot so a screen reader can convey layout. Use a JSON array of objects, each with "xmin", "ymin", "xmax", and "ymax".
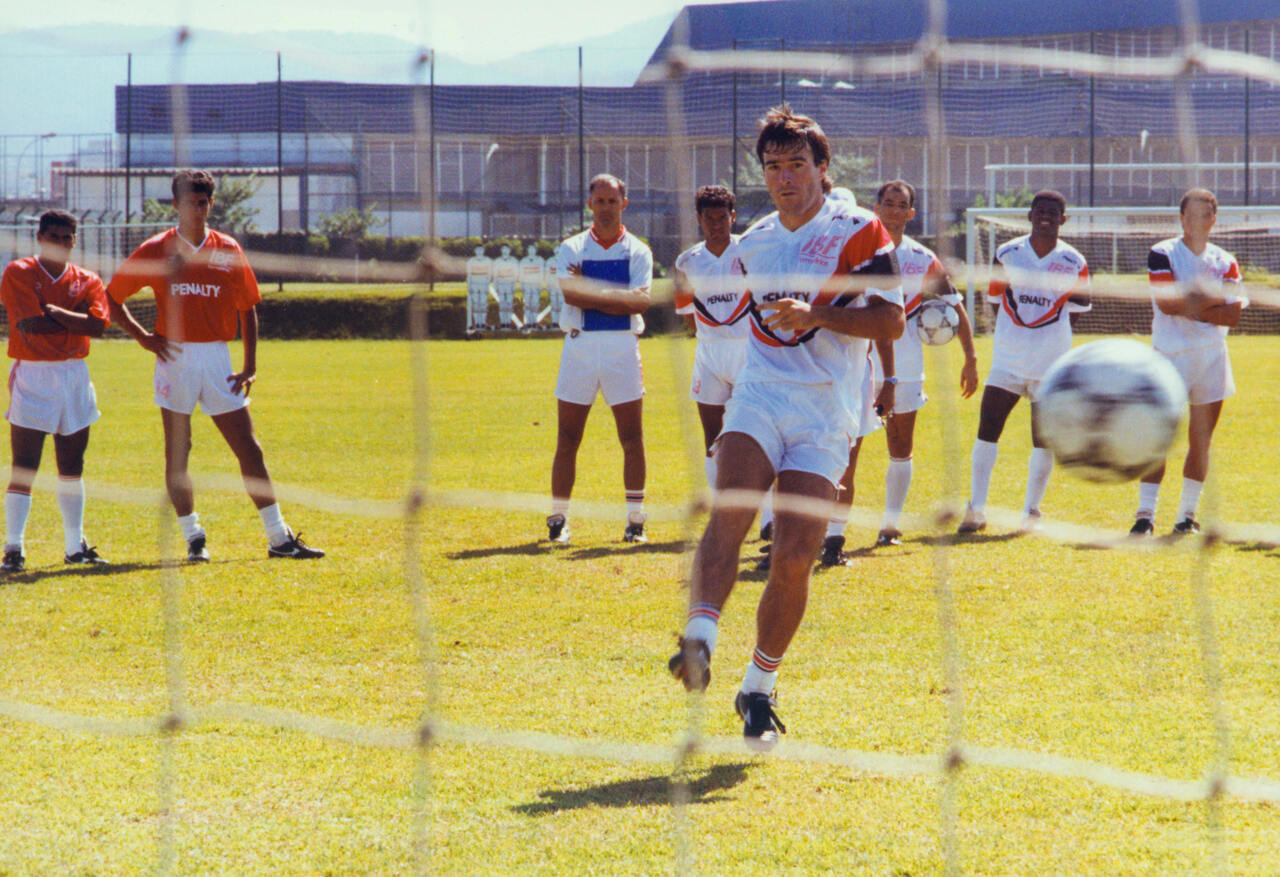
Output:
[
  {"xmin": 1, "ymin": 210, "xmax": 111, "ymax": 571},
  {"xmin": 107, "ymin": 169, "xmax": 323, "ymax": 562}
]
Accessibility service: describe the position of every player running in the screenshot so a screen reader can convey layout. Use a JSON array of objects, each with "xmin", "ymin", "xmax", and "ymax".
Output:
[
  {"xmin": 869, "ymin": 180, "xmax": 978, "ymax": 545},
  {"xmin": 0, "ymin": 210, "xmax": 111, "ymax": 571},
  {"xmin": 546, "ymin": 174, "xmax": 653, "ymax": 544},
  {"xmin": 669, "ymin": 106, "xmax": 903, "ymax": 750},
  {"xmin": 672, "ymin": 185, "xmax": 748, "ymax": 491},
  {"xmin": 107, "ymin": 169, "xmax": 324, "ymax": 562},
  {"xmin": 958, "ymin": 190, "xmax": 1090, "ymax": 534},
  {"xmin": 1130, "ymin": 188, "xmax": 1247, "ymax": 536}
]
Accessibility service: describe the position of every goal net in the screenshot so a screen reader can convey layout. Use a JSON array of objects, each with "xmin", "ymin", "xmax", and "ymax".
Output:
[{"xmin": 965, "ymin": 205, "xmax": 1280, "ymax": 334}]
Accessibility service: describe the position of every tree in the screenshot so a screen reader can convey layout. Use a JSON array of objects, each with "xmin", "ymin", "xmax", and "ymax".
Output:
[
  {"xmin": 141, "ymin": 174, "xmax": 261, "ymax": 237},
  {"xmin": 316, "ymin": 205, "xmax": 386, "ymax": 241}
]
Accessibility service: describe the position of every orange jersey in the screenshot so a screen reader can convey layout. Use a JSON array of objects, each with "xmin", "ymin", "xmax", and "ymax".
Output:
[
  {"xmin": 107, "ymin": 228, "xmax": 261, "ymax": 343},
  {"xmin": 1, "ymin": 257, "xmax": 110, "ymax": 361}
]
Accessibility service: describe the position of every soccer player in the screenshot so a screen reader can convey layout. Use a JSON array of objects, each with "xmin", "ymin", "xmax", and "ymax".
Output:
[
  {"xmin": 106, "ymin": 169, "xmax": 324, "ymax": 562},
  {"xmin": 518, "ymin": 248, "xmax": 545, "ymax": 330},
  {"xmin": 493, "ymin": 244, "xmax": 519, "ymax": 329},
  {"xmin": 546, "ymin": 245, "xmax": 564, "ymax": 328},
  {"xmin": 0, "ymin": 210, "xmax": 111, "ymax": 571},
  {"xmin": 546, "ymin": 173, "xmax": 653, "ymax": 544},
  {"xmin": 869, "ymin": 180, "xmax": 979, "ymax": 545},
  {"xmin": 672, "ymin": 185, "xmax": 748, "ymax": 491},
  {"xmin": 465, "ymin": 245, "xmax": 492, "ymax": 333},
  {"xmin": 1130, "ymin": 188, "xmax": 1247, "ymax": 536},
  {"xmin": 958, "ymin": 190, "xmax": 1090, "ymax": 534},
  {"xmin": 668, "ymin": 106, "xmax": 903, "ymax": 749}
]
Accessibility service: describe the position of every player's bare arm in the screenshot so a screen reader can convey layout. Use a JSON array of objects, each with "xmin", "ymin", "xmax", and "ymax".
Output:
[
  {"xmin": 107, "ymin": 297, "xmax": 179, "ymax": 362},
  {"xmin": 24, "ymin": 304, "xmax": 106, "ymax": 337},
  {"xmin": 673, "ymin": 266, "xmax": 697, "ymax": 333},
  {"xmin": 227, "ymin": 306, "xmax": 258, "ymax": 396},
  {"xmin": 759, "ymin": 296, "xmax": 904, "ymax": 340},
  {"xmin": 560, "ymin": 264, "xmax": 650, "ymax": 315},
  {"xmin": 953, "ymin": 304, "xmax": 980, "ymax": 397},
  {"xmin": 873, "ymin": 337, "xmax": 896, "ymax": 415}
]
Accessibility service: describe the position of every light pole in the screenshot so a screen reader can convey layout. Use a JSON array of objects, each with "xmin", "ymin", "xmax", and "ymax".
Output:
[
  {"xmin": 15, "ymin": 133, "xmax": 56, "ymax": 201},
  {"xmin": 465, "ymin": 142, "xmax": 500, "ymax": 238}
]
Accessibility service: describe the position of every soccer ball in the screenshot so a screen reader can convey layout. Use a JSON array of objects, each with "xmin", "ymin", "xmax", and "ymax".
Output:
[
  {"xmin": 1034, "ymin": 339, "xmax": 1187, "ymax": 483},
  {"xmin": 915, "ymin": 300, "xmax": 959, "ymax": 346}
]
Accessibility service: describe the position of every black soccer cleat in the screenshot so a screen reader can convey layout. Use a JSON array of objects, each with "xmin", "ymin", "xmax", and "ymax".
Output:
[
  {"xmin": 1129, "ymin": 516, "xmax": 1155, "ymax": 537},
  {"xmin": 668, "ymin": 636, "xmax": 711, "ymax": 692},
  {"xmin": 734, "ymin": 690, "xmax": 787, "ymax": 752},
  {"xmin": 65, "ymin": 540, "xmax": 108, "ymax": 565},
  {"xmin": 819, "ymin": 535, "xmax": 848, "ymax": 567},
  {"xmin": 957, "ymin": 505, "xmax": 987, "ymax": 535},
  {"xmin": 2, "ymin": 548, "xmax": 25, "ymax": 573},
  {"xmin": 269, "ymin": 530, "xmax": 325, "ymax": 559},
  {"xmin": 759, "ymin": 521, "xmax": 773, "ymax": 543},
  {"xmin": 755, "ymin": 543, "xmax": 771, "ymax": 572},
  {"xmin": 1172, "ymin": 517, "xmax": 1201, "ymax": 536},
  {"xmin": 875, "ymin": 528, "xmax": 903, "ymax": 547},
  {"xmin": 546, "ymin": 514, "xmax": 570, "ymax": 544},
  {"xmin": 187, "ymin": 533, "xmax": 210, "ymax": 563},
  {"xmin": 623, "ymin": 521, "xmax": 648, "ymax": 543}
]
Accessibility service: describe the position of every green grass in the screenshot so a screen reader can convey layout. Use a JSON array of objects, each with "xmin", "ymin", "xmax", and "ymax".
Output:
[{"xmin": 2, "ymin": 334, "xmax": 1279, "ymax": 874}]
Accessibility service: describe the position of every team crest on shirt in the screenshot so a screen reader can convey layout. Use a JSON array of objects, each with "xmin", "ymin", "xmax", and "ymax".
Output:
[{"xmin": 208, "ymin": 251, "xmax": 237, "ymax": 271}]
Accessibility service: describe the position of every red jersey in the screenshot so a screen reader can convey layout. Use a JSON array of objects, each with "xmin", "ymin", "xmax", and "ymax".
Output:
[
  {"xmin": 1, "ymin": 257, "xmax": 110, "ymax": 361},
  {"xmin": 107, "ymin": 228, "xmax": 261, "ymax": 343}
]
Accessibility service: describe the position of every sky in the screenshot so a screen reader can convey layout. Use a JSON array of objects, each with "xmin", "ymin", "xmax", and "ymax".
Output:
[{"xmin": 1, "ymin": 0, "xmax": 718, "ymax": 63}]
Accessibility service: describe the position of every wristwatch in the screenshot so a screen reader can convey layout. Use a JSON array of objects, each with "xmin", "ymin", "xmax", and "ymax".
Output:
[{"xmin": 884, "ymin": 376, "xmax": 898, "ymax": 386}]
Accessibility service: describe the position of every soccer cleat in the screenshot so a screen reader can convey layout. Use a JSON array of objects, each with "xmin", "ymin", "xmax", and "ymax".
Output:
[
  {"xmin": 65, "ymin": 540, "xmax": 108, "ymax": 565},
  {"xmin": 957, "ymin": 505, "xmax": 986, "ymax": 535},
  {"xmin": 819, "ymin": 535, "xmax": 848, "ymax": 567},
  {"xmin": 875, "ymin": 528, "xmax": 903, "ymax": 547},
  {"xmin": 268, "ymin": 530, "xmax": 325, "ymax": 559},
  {"xmin": 759, "ymin": 521, "xmax": 773, "ymax": 543},
  {"xmin": 187, "ymin": 533, "xmax": 210, "ymax": 563},
  {"xmin": 1, "ymin": 548, "xmax": 25, "ymax": 573},
  {"xmin": 623, "ymin": 521, "xmax": 648, "ymax": 543},
  {"xmin": 1129, "ymin": 516, "xmax": 1155, "ymax": 537},
  {"xmin": 546, "ymin": 514, "xmax": 570, "ymax": 544},
  {"xmin": 734, "ymin": 690, "xmax": 787, "ymax": 752},
  {"xmin": 755, "ymin": 544, "xmax": 771, "ymax": 572},
  {"xmin": 667, "ymin": 636, "xmax": 711, "ymax": 692},
  {"xmin": 1172, "ymin": 517, "xmax": 1201, "ymax": 536},
  {"xmin": 1019, "ymin": 510, "xmax": 1044, "ymax": 534}
]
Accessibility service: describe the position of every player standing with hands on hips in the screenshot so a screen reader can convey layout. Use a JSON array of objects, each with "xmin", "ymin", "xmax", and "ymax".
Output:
[{"xmin": 107, "ymin": 169, "xmax": 324, "ymax": 562}]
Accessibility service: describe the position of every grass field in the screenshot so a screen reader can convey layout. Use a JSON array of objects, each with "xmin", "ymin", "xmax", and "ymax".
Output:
[{"xmin": 2, "ymin": 333, "xmax": 1279, "ymax": 875}]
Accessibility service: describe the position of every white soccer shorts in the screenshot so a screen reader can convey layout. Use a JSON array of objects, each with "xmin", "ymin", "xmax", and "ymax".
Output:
[
  {"xmin": 1161, "ymin": 342, "xmax": 1234, "ymax": 406},
  {"xmin": 873, "ymin": 379, "xmax": 927, "ymax": 416},
  {"xmin": 554, "ymin": 330, "xmax": 644, "ymax": 407},
  {"xmin": 985, "ymin": 366, "xmax": 1041, "ymax": 401},
  {"xmin": 6, "ymin": 359, "xmax": 100, "ymax": 435},
  {"xmin": 154, "ymin": 341, "xmax": 250, "ymax": 417},
  {"xmin": 690, "ymin": 336, "xmax": 748, "ymax": 405},
  {"xmin": 720, "ymin": 379, "xmax": 854, "ymax": 488}
]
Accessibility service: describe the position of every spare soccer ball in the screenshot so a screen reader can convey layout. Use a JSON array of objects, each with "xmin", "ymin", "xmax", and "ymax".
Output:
[
  {"xmin": 915, "ymin": 300, "xmax": 959, "ymax": 346},
  {"xmin": 1034, "ymin": 339, "xmax": 1187, "ymax": 483}
]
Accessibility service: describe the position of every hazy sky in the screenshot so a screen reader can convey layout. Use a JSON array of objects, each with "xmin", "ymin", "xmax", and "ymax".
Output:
[{"xmin": 3, "ymin": 0, "xmax": 716, "ymax": 61}]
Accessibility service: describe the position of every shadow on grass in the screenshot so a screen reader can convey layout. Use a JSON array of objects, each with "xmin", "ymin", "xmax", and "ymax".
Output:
[
  {"xmin": 448, "ymin": 539, "xmax": 689, "ymax": 561},
  {"xmin": 0, "ymin": 558, "xmax": 214, "ymax": 586},
  {"xmin": 563, "ymin": 539, "xmax": 688, "ymax": 560},
  {"xmin": 447, "ymin": 542, "xmax": 552, "ymax": 560},
  {"xmin": 917, "ymin": 531, "xmax": 1023, "ymax": 547},
  {"xmin": 1228, "ymin": 540, "xmax": 1280, "ymax": 555},
  {"xmin": 512, "ymin": 761, "xmax": 751, "ymax": 815}
]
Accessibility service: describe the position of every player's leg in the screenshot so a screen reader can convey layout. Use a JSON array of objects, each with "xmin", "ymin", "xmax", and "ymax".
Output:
[
  {"xmin": 498, "ymin": 283, "xmax": 513, "ymax": 328},
  {"xmin": 960, "ymin": 384, "xmax": 1021, "ymax": 533},
  {"xmin": 821, "ymin": 440, "xmax": 861, "ymax": 567},
  {"xmin": 52, "ymin": 426, "xmax": 104, "ymax": 564},
  {"xmin": 879, "ymin": 409, "xmax": 917, "ymax": 545},
  {"xmin": 671, "ymin": 430, "xmax": 773, "ymax": 692},
  {"xmin": 549, "ymin": 399, "xmax": 590, "ymax": 542},
  {"xmin": 696, "ymin": 402, "xmax": 725, "ymax": 490},
  {"xmin": 1021, "ymin": 400, "xmax": 1055, "ymax": 531},
  {"xmin": 4, "ymin": 424, "xmax": 46, "ymax": 571},
  {"xmin": 610, "ymin": 398, "xmax": 647, "ymax": 542},
  {"xmin": 1172, "ymin": 400, "xmax": 1224, "ymax": 534},
  {"xmin": 159, "ymin": 406, "xmax": 210, "ymax": 561}
]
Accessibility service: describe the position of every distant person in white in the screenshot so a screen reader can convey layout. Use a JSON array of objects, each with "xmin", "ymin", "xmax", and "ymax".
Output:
[
  {"xmin": 465, "ymin": 245, "xmax": 492, "ymax": 333},
  {"xmin": 493, "ymin": 244, "xmax": 519, "ymax": 328},
  {"xmin": 1130, "ymin": 187, "xmax": 1247, "ymax": 537},
  {"xmin": 546, "ymin": 245, "xmax": 564, "ymax": 328},
  {"xmin": 519, "ymin": 249, "xmax": 545, "ymax": 330}
]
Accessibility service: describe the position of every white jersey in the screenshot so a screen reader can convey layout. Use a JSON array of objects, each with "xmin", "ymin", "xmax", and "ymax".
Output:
[
  {"xmin": 1147, "ymin": 237, "xmax": 1247, "ymax": 353},
  {"xmin": 556, "ymin": 225, "xmax": 653, "ymax": 334},
  {"xmin": 519, "ymin": 254, "xmax": 545, "ymax": 289},
  {"xmin": 735, "ymin": 198, "xmax": 902, "ymax": 425},
  {"xmin": 466, "ymin": 256, "xmax": 492, "ymax": 289},
  {"xmin": 871, "ymin": 235, "xmax": 960, "ymax": 384},
  {"xmin": 493, "ymin": 255, "xmax": 519, "ymax": 285},
  {"xmin": 674, "ymin": 235, "xmax": 750, "ymax": 343},
  {"xmin": 987, "ymin": 235, "xmax": 1090, "ymax": 379}
]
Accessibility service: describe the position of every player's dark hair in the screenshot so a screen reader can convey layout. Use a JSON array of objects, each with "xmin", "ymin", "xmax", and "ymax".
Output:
[
  {"xmin": 1180, "ymin": 187, "xmax": 1218, "ymax": 215},
  {"xmin": 172, "ymin": 169, "xmax": 216, "ymax": 200},
  {"xmin": 38, "ymin": 209, "xmax": 77, "ymax": 235},
  {"xmin": 1030, "ymin": 189, "xmax": 1067, "ymax": 212},
  {"xmin": 756, "ymin": 104, "xmax": 830, "ymax": 171},
  {"xmin": 588, "ymin": 173, "xmax": 627, "ymax": 200},
  {"xmin": 877, "ymin": 179, "xmax": 916, "ymax": 207},
  {"xmin": 695, "ymin": 185, "xmax": 735, "ymax": 213}
]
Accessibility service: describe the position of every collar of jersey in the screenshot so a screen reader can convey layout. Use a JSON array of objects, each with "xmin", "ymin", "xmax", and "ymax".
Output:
[{"xmin": 589, "ymin": 224, "xmax": 626, "ymax": 250}]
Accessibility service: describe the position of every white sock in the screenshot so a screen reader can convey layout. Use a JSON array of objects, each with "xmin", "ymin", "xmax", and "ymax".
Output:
[
  {"xmin": 1177, "ymin": 478, "xmax": 1204, "ymax": 521},
  {"xmin": 883, "ymin": 457, "xmax": 913, "ymax": 529},
  {"xmin": 551, "ymin": 497, "xmax": 570, "ymax": 519},
  {"xmin": 703, "ymin": 454, "xmax": 717, "ymax": 493},
  {"xmin": 825, "ymin": 515, "xmax": 847, "ymax": 540},
  {"xmin": 969, "ymin": 439, "xmax": 999, "ymax": 513},
  {"xmin": 683, "ymin": 603, "xmax": 721, "ymax": 655},
  {"xmin": 258, "ymin": 502, "xmax": 290, "ymax": 545},
  {"xmin": 759, "ymin": 488, "xmax": 774, "ymax": 531},
  {"xmin": 625, "ymin": 491, "xmax": 646, "ymax": 525},
  {"xmin": 741, "ymin": 647, "xmax": 782, "ymax": 695},
  {"xmin": 1023, "ymin": 447, "xmax": 1054, "ymax": 516},
  {"xmin": 178, "ymin": 512, "xmax": 204, "ymax": 541},
  {"xmin": 56, "ymin": 477, "xmax": 86, "ymax": 556},
  {"xmin": 5, "ymin": 490, "xmax": 32, "ymax": 551},
  {"xmin": 1136, "ymin": 482, "xmax": 1160, "ymax": 519}
]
